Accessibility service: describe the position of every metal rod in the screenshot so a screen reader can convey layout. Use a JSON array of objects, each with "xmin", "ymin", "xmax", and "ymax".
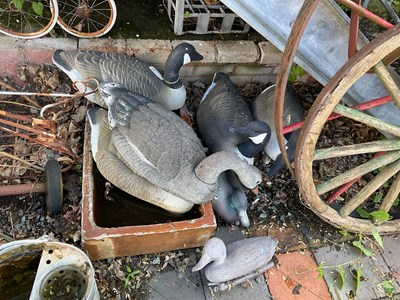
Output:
[
  {"xmin": 0, "ymin": 182, "xmax": 45, "ymax": 197},
  {"xmin": 0, "ymin": 91, "xmax": 77, "ymax": 97},
  {"xmin": 337, "ymin": 0, "xmax": 394, "ymax": 29}
]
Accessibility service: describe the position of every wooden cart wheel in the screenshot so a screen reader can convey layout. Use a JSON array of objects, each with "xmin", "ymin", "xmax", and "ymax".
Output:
[
  {"xmin": 44, "ymin": 159, "xmax": 63, "ymax": 214},
  {"xmin": 295, "ymin": 23, "xmax": 400, "ymax": 234}
]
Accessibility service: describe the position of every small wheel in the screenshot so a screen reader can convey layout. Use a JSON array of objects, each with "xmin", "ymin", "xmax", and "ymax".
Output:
[
  {"xmin": 0, "ymin": 0, "xmax": 58, "ymax": 39},
  {"xmin": 295, "ymin": 24, "xmax": 400, "ymax": 234},
  {"xmin": 56, "ymin": 0, "xmax": 117, "ymax": 38},
  {"xmin": 45, "ymin": 159, "xmax": 63, "ymax": 214}
]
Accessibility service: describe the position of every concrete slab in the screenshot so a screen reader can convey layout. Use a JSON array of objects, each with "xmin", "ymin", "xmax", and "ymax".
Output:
[
  {"xmin": 313, "ymin": 242, "xmax": 400, "ymax": 300},
  {"xmin": 147, "ymin": 252, "xmax": 205, "ymax": 300}
]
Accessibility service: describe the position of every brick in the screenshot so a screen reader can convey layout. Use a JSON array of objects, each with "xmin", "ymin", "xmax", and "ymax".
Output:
[
  {"xmin": 265, "ymin": 250, "xmax": 331, "ymax": 300},
  {"xmin": 258, "ymin": 41, "xmax": 282, "ymax": 65},
  {"xmin": 126, "ymin": 39, "xmax": 172, "ymax": 64},
  {"xmin": 172, "ymin": 40, "xmax": 216, "ymax": 63},
  {"xmin": 78, "ymin": 38, "xmax": 126, "ymax": 52},
  {"xmin": 216, "ymin": 41, "xmax": 259, "ymax": 64}
]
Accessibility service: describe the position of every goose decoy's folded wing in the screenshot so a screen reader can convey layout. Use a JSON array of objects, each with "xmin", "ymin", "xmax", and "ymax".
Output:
[{"xmin": 87, "ymin": 107, "xmax": 195, "ymax": 213}]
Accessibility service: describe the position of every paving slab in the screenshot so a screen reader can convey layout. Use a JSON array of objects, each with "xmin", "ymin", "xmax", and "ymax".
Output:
[
  {"xmin": 266, "ymin": 250, "xmax": 331, "ymax": 300},
  {"xmin": 312, "ymin": 242, "xmax": 400, "ymax": 300},
  {"xmin": 147, "ymin": 252, "xmax": 205, "ymax": 300}
]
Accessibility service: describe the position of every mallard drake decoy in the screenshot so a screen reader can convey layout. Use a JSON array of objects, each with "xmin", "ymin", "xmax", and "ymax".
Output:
[
  {"xmin": 87, "ymin": 107, "xmax": 195, "ymax": 213},
  {"xmin": 252, "ymin": 83, "xmax": 304, "ymax": 176},
  {"xmin": 98, "ymin": 82, "xmax": 263, "ymax": 207},
  {"xmin": 52, "ymin": 43, "xmax": 203, "ymax": 110},
  {"xmin": 192, "ymin": 236, "xmax": 278, "ymax": 291},
  {"xmin": 213, "ymin": 174, "xmax": 250, "ymax": 227}
]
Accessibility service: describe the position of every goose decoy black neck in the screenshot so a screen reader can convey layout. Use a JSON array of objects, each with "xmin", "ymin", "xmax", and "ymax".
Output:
[{"xmin": 163, "ymin": 43, "xmax": 203, "ymax": 89}]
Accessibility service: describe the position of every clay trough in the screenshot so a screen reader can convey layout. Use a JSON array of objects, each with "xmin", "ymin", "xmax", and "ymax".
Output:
[{"xmin": 81, "ymin": 123, "xmax": 217, "ymax": 261}]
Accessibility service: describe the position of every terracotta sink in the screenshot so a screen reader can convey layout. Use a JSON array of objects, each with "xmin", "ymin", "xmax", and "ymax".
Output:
[{"xmin": 81, "ymin": 123, "xmax": 217, "ymax": 261}]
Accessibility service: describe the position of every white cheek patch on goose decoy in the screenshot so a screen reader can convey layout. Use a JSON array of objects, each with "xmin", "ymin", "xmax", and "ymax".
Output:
[
  {"xmin": 249, "ymin": 133, "xmax": 268, "ymax": 145},
  {"xmin": 183, "ymin": 53, "xmax": 191, "ymax": 65},
  {"xmin": 148, "ymin": 66, "xmax": 163, "ymax": 80}
]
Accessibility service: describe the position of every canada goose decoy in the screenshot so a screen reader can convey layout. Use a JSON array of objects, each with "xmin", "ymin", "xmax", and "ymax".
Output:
[
  {"xmin": 98, "ymin": 82, "xmax": 263, "ymax": 207},
  {"xmin": 197, "ymin": 72, "xmax": 271, "ymax": 165},
  {"xmin": 213, "ymin": 174, "xmax": 250, "ymax": 227},
  {"xmin": 192, "ymin": 236, "xmax": 278, "ymax": 291},
  {"xmin": 87, "ymin": 107, "xmax": 195, "ymax": 213},
  {"xmin": 52, "ymin": 43, "xmax": 203, "ymax": 109},
  {"xmin": 252, "ymin": 83, "xmax": 304, "ymax": 177}
]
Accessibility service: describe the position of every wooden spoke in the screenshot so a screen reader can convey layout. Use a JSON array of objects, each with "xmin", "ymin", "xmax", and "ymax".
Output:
[
  {"xmin": 332, "ymin": 103, "xmax": 400, "ymax": 137},
  {"xmin": 317, "ymin": 151, "xmax": 400, "ymax": 195},
  {"xmin": 379, "ymin": 173, "xmax": 400, "ymax": 212},
  {"xmin": 339, "ymin": 159, "xmax": 400, "ymax": 216},
  {"xmin": 373, "ymin": 61, "xmax": 400, "ymax": 108},
  {"xmin": 314, "ymin": 139, "xmax": 400, "ymax": 160}
]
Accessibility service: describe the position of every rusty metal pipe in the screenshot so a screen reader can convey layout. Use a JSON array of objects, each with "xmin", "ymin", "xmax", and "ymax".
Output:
[{"xmin": 0, "ymin": 182, "xmax": 45, "ymax": 197}]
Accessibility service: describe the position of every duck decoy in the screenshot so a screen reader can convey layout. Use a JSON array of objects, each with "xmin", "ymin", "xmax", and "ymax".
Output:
[
  {"xmin": 97, "ymin": 82, "xmax": 263, "ymax": 208},
  {"xmin": 87, "ymin": 107, "xmax": 195, "ymax": 213},
  {"xmin": 192, "ymin": 236, "xmax": 278, "ymax": 291},
  {"xmin": 52, "ymin": 43, "xmax": 203, "ymax": 110},
  {"xmin": 252, "ymin": 83, "xmax": 304, "ymax": 176},
  {"xmin": 213, "ymin": 174, "xmax": 250, "ymax": 227}
]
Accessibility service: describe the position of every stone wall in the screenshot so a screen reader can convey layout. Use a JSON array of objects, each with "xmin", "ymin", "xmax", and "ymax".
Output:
[{"xmin": 0, "ymin": 37, "xmax": 282, "ymax": 85}]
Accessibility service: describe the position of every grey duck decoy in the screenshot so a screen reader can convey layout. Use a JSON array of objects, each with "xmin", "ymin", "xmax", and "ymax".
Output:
[
  {"xmin": 192, "ymin": 236, "xmax": 278, "ymax": 291},
  {"xmin": 52, "ymin": 43, "xmax": 203, "ymax": 109},
  {"xmin": 87, "ymin": 107, "xmax": 195, "ymax": 213},
  {"xmin": 97, "ymin": 82, "xmax": 263, "ymax": 208},
  {"xmin": 252, "ymin": 83, "xmax": 304, "ymax": 177}
]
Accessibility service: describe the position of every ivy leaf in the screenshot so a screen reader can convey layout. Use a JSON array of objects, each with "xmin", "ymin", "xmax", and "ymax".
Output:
[
  {"xmin": 356, "ymin": 207, "xmax": 369, "ymax": 218},
  {"xmin": 369, "ymin": 210, "xmax": 390, "ymax": 222},
  {"xmin": 371, "ymin": 229, "xmax": 384, "ymax": 249},
  {"xmin": 381, "ymin": 280, "xmax": 394, "ymax": 297},
  {"xmin": 339, "ymin": 229, "xmax": 349, "ymax": 236},
  {"xmin": 32, "ymin": 1, "xmax": 43, "ymax": 16},
  {"xmin": 352, "ymin": 240, "xmax": 372, "ymax": 256},
  {"xmin": 336, "ymin": 266, "xmax": 346, "ymax": 289},
  {"xmin": 12, "ymin": 0, "xmax": 24, "ymax": 11},
  {"xmin": 317, "ymin": 262, "xmax": 324, "ymax": 279},
  {"xmin": 373, "ymin": 192, "xmax": 383, "ymax": 203},
  {"xmin": 355, "ymin": 267, "xmax": 362, "ymax": 293}
]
